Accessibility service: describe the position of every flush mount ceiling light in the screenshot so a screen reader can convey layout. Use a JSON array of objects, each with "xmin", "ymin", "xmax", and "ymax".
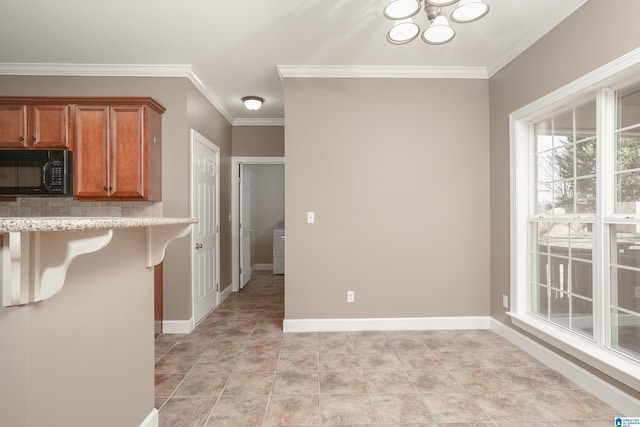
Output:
[
  {"xmin": 383, "ymin": 0, "xmax": 489, "ymax": 45},
  {"xmin": 242, "ymin": 96, "xmax": 264, "ymax": 111}
]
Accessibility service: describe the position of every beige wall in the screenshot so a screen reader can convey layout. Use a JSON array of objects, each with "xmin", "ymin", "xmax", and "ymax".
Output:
[
  {"xmin": 284, "ymin": 77, "xmax": 490, "ymax": 319},
  {"xmin": 249, "ymin": 164, "xmax": 285, "ymax": 265},
  {"xmin": 0, "ymin": 76, "xmax": 232, "ymax": 321},
  {"xmin": 489, "ymin": 0, "xmax": 640, "ymax": 398},
  {"xmin": 0, "ymin": 228, "xmax": 155, "ymax": 427},
  {"xmin": 232, "ymin": 125, "xmax": 284, "ymax": 157}
]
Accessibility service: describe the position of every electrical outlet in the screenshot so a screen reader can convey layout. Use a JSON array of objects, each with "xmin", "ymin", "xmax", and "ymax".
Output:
[
  {"xmin": 347, "ymin": 291, "xmax": 355, "ymax": 303},
  {"xmin": 502, "ymin": 294, "xmax": 509, "ymax": 309}
]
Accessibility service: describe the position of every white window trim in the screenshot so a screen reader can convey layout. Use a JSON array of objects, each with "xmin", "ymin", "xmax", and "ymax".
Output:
[{"xmin": 509, "ymin": 47, "xmax": 640, "ymax": 391}]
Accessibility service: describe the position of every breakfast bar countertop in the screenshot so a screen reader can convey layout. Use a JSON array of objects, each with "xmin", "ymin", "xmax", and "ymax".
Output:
[{"xmin": 0, "ymin": 217, "xmax": 197, "ymax": 233}]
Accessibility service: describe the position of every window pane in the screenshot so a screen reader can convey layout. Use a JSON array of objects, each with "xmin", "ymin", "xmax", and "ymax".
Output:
[
  {"xmin": 550, "ymin": 290, "xmax": 570, "ymax": 328},
  {"xmin": 576, "ymin": 177, "xmax": 596, "ymax": 213},
  {"xmin": 555, "ymin": 145, "xmax": 574, "ymax": 180},
  {"xmin": 617, "ymin": 82, "xmax": 640, "ymax": 130},
  {"xmin": 612, "ymin": 225, "xmax": 640, "ymax": 269},
  {"xmin": 535, "ymin": 119, "xmax": 553, "ymax": 152},
  {"xmin": 571, "ymin": 259, "xmax": 593, "ymax": 298},
  {"xmin": 554, "ymin": 181, "xmax": 574, "ymax": 213},
  {"xmin": 532, "ymin": 284, "xmax": 549, "ymax": 317},
  {"xmin": 537, "ymin": 223, "xmax": 549, "ymax": 252},
  {"xmin": 616, "ymin": 135, "xmax": 640, "ymax": 173},
  {"xmin": 553, "ymin": 110, "xmax": 573, "ymax": 147},
  {"xmin": 612, "ymin": 267, "xmax": 640, "ymax": 312},
  {"xmin": 611, "ymin": 309, "xmax": 640, "ymax": 359},
  {"xmin": 536, "ymin": 183, "xmax": 553, "ymax": 214},
  {"xmin": 535, "ymin": 253, "xmax": 549, "ymax": 285},
  {"xmin": 549, "ymin": 223, "xmax": 569, "ymax": 256},
  {"xmin": 536, "ymin": 151, "xmax": 554, "ymax": 182},
  {"xmin": 572, "ymin": 296, "xmax": 593, "ymax": 338},
  {"xmin": 576, "ymin": 139, "xmax": 596, "ymax": 177},
  {"xmin": 616, "ymin": 171, "xmax": 640, "ymax": 214},
  {"xmin": 549, "ymin": 256, "xmax": 569, "ymax": 291},
  {"xmin": 575, "ymin": 100, "xmax": 596, "ymax": 141},
  {"xmin": 535, "ymin": 151, "xmax": 553, "ymax": 215},
  {"xmin": 571, "ymin": 222, "xmax": 593, "ymax": 257}
]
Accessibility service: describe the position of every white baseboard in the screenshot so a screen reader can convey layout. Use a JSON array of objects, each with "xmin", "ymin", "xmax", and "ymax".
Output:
[
  {"xmin": 139, "ymin": 408, "xmax": 158, "ymax": 427},
  {"xmin": 283, "ymin": 316, "xmax": 490, "ymax": 333},
  {"xmin": 219, "ymin": 283, "xmax": 233, "ymax": 305},
  {"xmin": 252, "ymin": 263, "xmax": 273, "ymax": 271},
  {"xmin": 162, "ymin": 284, "xmax": 233, "ymax": 334},
  {"xmin": 162, "ymin": 317, "xmax": 195, "ymax": 334},
  {"xmin": 490, "ymin": 318, "xmax": 640, "ymax": 415}
]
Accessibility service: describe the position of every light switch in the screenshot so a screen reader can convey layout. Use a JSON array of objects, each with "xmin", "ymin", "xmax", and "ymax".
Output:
[{"xmin": 307, "ymin": 212, "xmax": 315, "ymax": 224}]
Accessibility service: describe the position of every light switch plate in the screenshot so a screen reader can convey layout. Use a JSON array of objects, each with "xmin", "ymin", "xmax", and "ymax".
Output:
[{"xmin": 307, "ymin": 212, "xmax": 315, "ymax": 224}]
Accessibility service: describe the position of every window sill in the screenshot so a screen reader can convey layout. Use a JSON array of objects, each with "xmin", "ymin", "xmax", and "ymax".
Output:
[{"xmin": 507, "ymin": 312, "xmax": 640, "ymax": 391}]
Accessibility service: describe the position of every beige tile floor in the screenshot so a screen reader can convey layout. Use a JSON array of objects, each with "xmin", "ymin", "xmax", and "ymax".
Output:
[{"xmin": 155, "ymin": 271, "xmax": 619, "ymax": 427}]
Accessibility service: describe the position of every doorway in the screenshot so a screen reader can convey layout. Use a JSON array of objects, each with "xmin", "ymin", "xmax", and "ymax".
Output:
[
  {"xmin": 231, "ymin": 157, "xmax": 285, "ymax": 292},
  {"xmin": 190, "ymin": 130, "xmax": 221, "ymax": 324}
]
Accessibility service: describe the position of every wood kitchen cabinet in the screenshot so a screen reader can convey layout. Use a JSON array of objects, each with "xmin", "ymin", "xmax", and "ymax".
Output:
[
  {"xmin": 74, "ymin": 98, "xmax": 164, "ymax": 201},
  {"xmin": 0, "ymin": 103, "xmax": 71, "ymax": 149}
]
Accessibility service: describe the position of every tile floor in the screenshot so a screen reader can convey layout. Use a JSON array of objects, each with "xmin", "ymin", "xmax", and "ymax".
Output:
[{"xmin": 155, "ymin": 271, "xmax": 620, "ymax": 426}]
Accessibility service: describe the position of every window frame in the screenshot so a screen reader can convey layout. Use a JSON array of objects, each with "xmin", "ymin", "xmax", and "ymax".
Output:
[{"xmin": 509, "ymin": 49, "xmax": 640, "ymax": 391}]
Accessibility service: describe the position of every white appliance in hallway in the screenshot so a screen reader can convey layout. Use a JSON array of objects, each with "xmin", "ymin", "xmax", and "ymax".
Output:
[{"xmin": 273, "ymin": 221, "xmax": 284, "ymax": 275}]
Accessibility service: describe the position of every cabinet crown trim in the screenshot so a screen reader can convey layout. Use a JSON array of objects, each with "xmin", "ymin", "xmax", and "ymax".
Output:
[{"xmin": 0, "ymin": 97, "xmax": 166, "ymax": 114}]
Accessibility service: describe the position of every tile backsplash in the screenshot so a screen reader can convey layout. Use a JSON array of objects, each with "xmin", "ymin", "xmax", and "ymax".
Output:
[{"xmin": 0, "ymin": 198, "xmax": 162, "ymax": 217}]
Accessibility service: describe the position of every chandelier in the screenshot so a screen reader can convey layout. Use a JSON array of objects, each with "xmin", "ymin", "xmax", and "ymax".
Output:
[{"xmin": 384, "ymin": 0, "xmax": 489, "ymax": 45}]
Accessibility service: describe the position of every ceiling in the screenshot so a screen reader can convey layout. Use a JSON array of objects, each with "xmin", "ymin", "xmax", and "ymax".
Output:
[{"xmin": 0, "ymin": 0, "xmax": 588, "ymax": 125}]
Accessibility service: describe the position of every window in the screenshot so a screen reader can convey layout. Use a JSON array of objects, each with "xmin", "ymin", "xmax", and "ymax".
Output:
[
  {"xmin": 510, "ymin": 54, "xmax": 640, "ymax": 389},
  {"xmin": 611, "ymin": 81, "xmax": 640, "ymax": 361},
  {"xmin": 531, "ymin": 100, "xmax": 596, "ymax": 340}
]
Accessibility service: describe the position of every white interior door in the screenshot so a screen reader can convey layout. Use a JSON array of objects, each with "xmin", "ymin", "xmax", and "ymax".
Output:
[
  {"xmin": 240, "ymin": 164, "xmax": 252, "ymax": 288},
  {"xmin": 191, "ymin": 130, "xmax": 219, "ymax": 324}
]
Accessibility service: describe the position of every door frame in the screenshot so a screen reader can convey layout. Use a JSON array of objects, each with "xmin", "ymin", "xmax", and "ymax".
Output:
[
  {"xmin": 190, "ymin": 129, "xmax": 221, "ymax": 322},
  {"xmin": 231, "ymin": 156, "xmax": 284, "ymax": 292}
]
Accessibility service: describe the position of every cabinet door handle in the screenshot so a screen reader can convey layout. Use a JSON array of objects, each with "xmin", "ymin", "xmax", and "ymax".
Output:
[
  {"xmin": 32, "ymin": 136, "xmax": 36, "ymax": 142},
  {"xmin": 103, "ymin": 185, "xmax": 108, "ymax": 192},
  {"xmin": 195, "ymin": 243, "xmax": 203, "ymax": 250},
  {"xmin": 19, "ymin": 136, "xmax": 24, "ymax": 142}
]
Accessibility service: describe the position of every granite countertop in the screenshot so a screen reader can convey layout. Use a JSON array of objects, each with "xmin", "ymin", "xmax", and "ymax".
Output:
[{"xmin": 0, "ymin": 217, "xmax": 197, "ymax": 233}]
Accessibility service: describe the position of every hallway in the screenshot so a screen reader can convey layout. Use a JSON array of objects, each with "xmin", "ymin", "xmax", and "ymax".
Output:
[{"xmin": 155, "ymin": 271, "xmax": 617, "ymax": 426}]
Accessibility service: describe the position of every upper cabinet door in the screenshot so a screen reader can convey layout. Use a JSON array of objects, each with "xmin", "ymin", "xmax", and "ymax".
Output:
[
  {"xmin": 109, "ymin": 105, "xmax": 146, "ymax": 199},
  {"xmin": 31, "ymin": 105, "xmax": 71, "ymax": 150},
  {"xmin": 0, "ymin": 105, "xmax": 28, "ymax": 148},
  {"xmin": 74, "ymin": 106, "xmax": 110, "ymax": 198}
]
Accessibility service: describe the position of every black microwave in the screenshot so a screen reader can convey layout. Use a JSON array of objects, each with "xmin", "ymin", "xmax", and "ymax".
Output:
[{"xmin": 0, "ymin": 150, "xmax": 73, "ymax": 196}]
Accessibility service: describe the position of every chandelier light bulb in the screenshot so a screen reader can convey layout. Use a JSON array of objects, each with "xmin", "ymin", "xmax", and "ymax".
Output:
[
  {"xmin": 383, "ymin": 0, "xmax": 421, "ymax": 20},
  {"xmin": 450, "ymin": 0, "xmax": 489, "ymax": 23},
  {"xmin": 387, "ymin": 19, "xmax": 420, "ymax": 44},
  {"xmin": 422, "ymin": 13, "xmax": 455, "ymax": 44},
  {"xmin": 425, "ymin": 0, "xmax": 459, "ymax": 6}
]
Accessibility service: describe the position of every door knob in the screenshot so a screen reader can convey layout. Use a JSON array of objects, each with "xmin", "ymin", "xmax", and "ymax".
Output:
[{"xmin": 195, "ymin": 243, "xmax": 203, "ymax": 249}]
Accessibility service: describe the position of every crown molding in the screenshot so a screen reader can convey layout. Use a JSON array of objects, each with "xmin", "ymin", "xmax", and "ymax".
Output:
[
  {"xmin": 0, "ymin": 62, "xmax": 234, "ymax": 124},
  {"xmin": 277, "ymin": 65, "xmax": 489, "ymax": 81},
  {"xmin": 183, "ymin": 67, "xmax": 233, "ymax": 123},
  {"xmin": 0, "ymin": 62, "xmax": 194, "ymax": 77},
  {"xmin": 232, "ymin": 118, "xmax": 284, "ymax": 126}
]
